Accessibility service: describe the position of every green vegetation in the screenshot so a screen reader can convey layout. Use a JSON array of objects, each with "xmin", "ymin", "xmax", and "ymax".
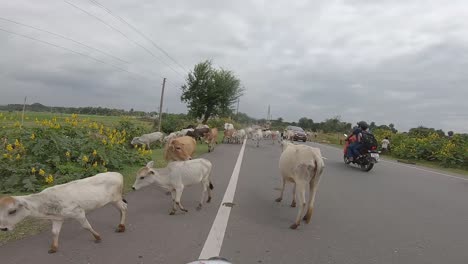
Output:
[{"xmin": 181, "ymin": 60, "xmax": 244, "ymax": 124}]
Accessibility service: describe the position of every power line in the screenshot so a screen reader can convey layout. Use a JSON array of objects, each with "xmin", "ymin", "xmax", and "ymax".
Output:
[
  {"xmin": 89, "ymin": 0, "xmax": 188, "ymax": 73},
  {"xmin": 0, "ymin": 17, "xmax": 173, "ymax": 81},
  {"xmin": 0, "ymin": 26, "xmax": 154, "ymax": 81},
  {"xmin": 0, "ymin": 16, "xmax": 129, "ymax": 65},
  {"xmin": 64, "ymin": 0, "xmax": 186, "ymax": 81}
]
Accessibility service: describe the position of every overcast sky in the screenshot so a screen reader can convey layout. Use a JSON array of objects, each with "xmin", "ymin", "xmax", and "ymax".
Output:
[{"xmin": 1, "ymin": 0, "xmax": 467, "ymax": 132}]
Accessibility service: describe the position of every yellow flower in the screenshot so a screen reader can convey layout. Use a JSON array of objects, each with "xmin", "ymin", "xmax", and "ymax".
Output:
[
  {"xmin": 45, "ymin": 175, "xmax": 54, "ymax": 184},
  {"xmin": 16, "ymin": 154, "xmax": 21, "ymax": 160},
  {"xmin": 102, "ymin": 161, "xmax": 106, "ymax": 166},
  {"xmin": 39, "ymin": 169, "xmax": 46, "ymax": 176},
  {"xmin": 31, "ymin": 167, "xmax": 36, "ymax": 174},
  {"xmin": 6, "ymin": 144, "xmax": 13, "ymax": 152},
  {"xmin": 82, "ymin": 155, "xmax": 89, "ymax": 163},
  {"xmin": 3, "ymin": 153, "xmax": 9, "ymax": 158},
  {"xmin": 14, "ymin": 139, "xmax": 20, "ymax": 147},
  {"xmin": 30, "ymin": 133, "xmax": 36, "ymax": 140},
  {"xmin": 92, "ymin": 150, "xmax": 97, "ymax": 156},
  {"xmin": 92, "ymin": 161, "xmax": 98, "ymax": 167},
  {"xmin": 102, "ymin": 139, "xmax": 107, "ymax": 145},
  {"xmin": 65, "ymin": 151, "xmax": 71, "ymax": 158}
]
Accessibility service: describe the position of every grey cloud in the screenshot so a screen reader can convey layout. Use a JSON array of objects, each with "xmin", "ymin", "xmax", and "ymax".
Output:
[{"xmin": 1, "ymin": 0, "xmax": 468, "ymax": 132}]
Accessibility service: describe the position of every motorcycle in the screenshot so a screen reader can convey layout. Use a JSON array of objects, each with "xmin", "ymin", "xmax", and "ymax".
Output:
[{"xmin": 343, "ymin": 134, "xmax": 380, "ymax": 172}]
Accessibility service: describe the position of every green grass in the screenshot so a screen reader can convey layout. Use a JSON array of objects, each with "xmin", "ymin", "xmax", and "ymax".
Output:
[{"xmin": 0, "ymin": 111, "xmax": 152, "ymax": 128}]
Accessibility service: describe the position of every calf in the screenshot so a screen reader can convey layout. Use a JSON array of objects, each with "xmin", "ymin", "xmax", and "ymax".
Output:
[
  {"xmin": 277, "ymin": 141, "xmax": 324, "ymax": 229},
  {"xmin": 131, "ymin": 132, "xmax": 164, "ymax": 149},
  {"xmin": 164, "ymin": 136, "xmax": 197, "ymax": 161},
  {"xmin": 0, "ymin": 172, "xmax": 127, "ymax": 253},
  {"xmin": 132, "ymin": 159, "xmax": 214, "ymax": 214}
]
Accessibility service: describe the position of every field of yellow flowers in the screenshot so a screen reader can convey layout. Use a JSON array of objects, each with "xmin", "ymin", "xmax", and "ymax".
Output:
[
  {"xmin": 0, "ymin": 112, "xmax": 153, "ymax": 193},
  {"xmin": 372, "ymin": 128, "xmax": 468, "ymax": 168}
]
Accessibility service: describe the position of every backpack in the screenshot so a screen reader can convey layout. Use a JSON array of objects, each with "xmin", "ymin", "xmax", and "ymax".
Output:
[{"xmin": 361, "ymin": 131, "xmax": 378, "ymax": 149}]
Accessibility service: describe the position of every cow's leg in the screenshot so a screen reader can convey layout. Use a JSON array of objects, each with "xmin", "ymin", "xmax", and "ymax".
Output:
[
  {"xmin": 49, "ymin": 219, "xmax": 64, "ymax": 253},
  {"xmin": 290, "ymin": 182, "xmax": 307, "ymax": 229},
  {"xmin": 76, "ymin": 212, "xmax": 101, "ymax": 242},
  {"xmin": 207, "ymin": 181, "xmax": 212, "ymax": 203},
  {"xmin": 175, "ymin": 187, "xmax": 188, "ymax": 212},
  {"xmin": 275, "ymin": 177, "xmax": 286, "ymax": 202},
  {"xmin": 197, "ymin": 181, "xmax": 208, "ymax": 210},
  {"xmin": 291, "ymin": 183, "xmax": 297, "ymax": 207},
  {"xmin": 113, "ymin": 199, "xmax": 127, "ymax": 232},
  {"xmin": 170, "ymin": 190, "xmax": 177, "ymax": 215},
  {"xmin": 304, "ymin": 178, "xmax": 320, "ymax": 223}
]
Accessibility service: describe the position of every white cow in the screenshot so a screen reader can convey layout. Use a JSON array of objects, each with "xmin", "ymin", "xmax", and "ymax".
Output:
[
  {"xmin": 163, "ymin": 132, "xmax": 178, "ymax": 143},
  {"xmin": 224, "ymin": 123, "xmax": 234, "ymax": 131},
  {"xmin": 286, "ymin": 130, "xmax": 295, "ymax": 141},
  {"xmin": 277, "ymin": 141, "xmax": 325, "ymax": 230},
  {"xmin": 253, "ymin": 129, "xmax": 263, "ymax": 147},
  {"xmin": 264, "ymin": 130, "xmax": 272, "ymax": 139},
  {"xmin": 246, "ymin": 127, "xmax": 254, "ymax": 139},
  {"xmin": 132, "ymin": 159, "xmax": 213, "ymax": 214},
  {"xmin": 131, "ymin": 132, "xmax": 164, "ymax": 149},
  {"xmin": 176, "ymin": 128, "xmax": 194, "ymax": 137},
  {"xmin": 0, "ymin": 172, "xmax": 127, "ymax": 253},
  {"xmin": 271, "ymin": 130, "xmax": 281, "ymax": 144},
  {"xmin": 237, "ymin": 129, "xmax": 246, "ymax": 142}
]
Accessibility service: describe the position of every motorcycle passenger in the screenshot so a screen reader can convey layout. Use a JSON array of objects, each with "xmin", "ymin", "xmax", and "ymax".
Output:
[{"xmin": 347, "ymin": 121, "xmax": 369, "ymax": 161}]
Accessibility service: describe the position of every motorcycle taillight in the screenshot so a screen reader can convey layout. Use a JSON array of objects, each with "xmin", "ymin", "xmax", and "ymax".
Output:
[{"xmin": 371, "ymin": 146, "xmax": 377, "ymax": 150}]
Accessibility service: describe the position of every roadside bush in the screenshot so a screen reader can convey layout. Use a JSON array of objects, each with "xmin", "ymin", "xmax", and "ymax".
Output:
[{"xmin": 0, "ymin": 114, "xmax": 150, "ymax": 193}]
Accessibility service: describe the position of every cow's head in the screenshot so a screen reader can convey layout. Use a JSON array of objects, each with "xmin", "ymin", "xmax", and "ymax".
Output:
[
  {"xmin": 0, "ymin": 196, "xmax": 29, "ymax": 231},
  {"xmin": 132, "ymin": 161, "xmax": 159, "ymax": 190},
  {"xmin": 131, "ymin": 137, "xmax": 141, "ymax": 145},
  {"xmin": 170, "ymin": 140, "xmax": 192, "ymax": 160}
]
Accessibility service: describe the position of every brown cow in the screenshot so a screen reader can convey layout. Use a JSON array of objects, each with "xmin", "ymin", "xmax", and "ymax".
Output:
[
  {"xmin": 223, "ymin": 129, "xmax": 236, "ymax": 144},
  {"xmin": 164, "ymin": 136, "xmax": 196, "ymax": 161},
  {"xmin": 204, "ymin": 128, "xmax": 218, "ymax": 152}
]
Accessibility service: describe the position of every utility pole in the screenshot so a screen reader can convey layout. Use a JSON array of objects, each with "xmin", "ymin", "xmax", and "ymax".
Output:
[
  {"xmin": 20, "ymin": 96, "xmax": 27, "ymax": 130},
  {"xmin": 158, "ymin": 78, "xmax": 166, "ymax": 132},
  {"xmin": 236, "ymin": 98, "xmax": 240, "ymax": 116}
]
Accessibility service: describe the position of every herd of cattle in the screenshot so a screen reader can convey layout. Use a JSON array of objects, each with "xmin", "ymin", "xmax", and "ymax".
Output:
[
  {"xmin": 130, "ymin": 123, "xmax": 284, "ymax": 161},
  {"xmin": 0, "ymin": 122, "xmax": 324, "ymax": 254}
]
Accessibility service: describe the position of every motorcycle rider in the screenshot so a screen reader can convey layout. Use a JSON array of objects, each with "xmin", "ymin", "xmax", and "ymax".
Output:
[{"xmin": 347, "ymin": 121, "xmax": 369, "ymax": 161}]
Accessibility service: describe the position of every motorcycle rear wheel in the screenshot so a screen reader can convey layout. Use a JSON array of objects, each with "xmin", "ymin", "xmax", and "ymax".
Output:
[
  {"xmin": 360, "ymin": 162, "xmax": 374, "ymax": 172},
  {"xmin": 343, "ymin": 155, "xmax": 351, "ymax": 165}
]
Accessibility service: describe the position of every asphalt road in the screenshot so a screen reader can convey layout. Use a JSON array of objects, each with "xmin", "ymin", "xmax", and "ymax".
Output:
[{"xmin": 2, "ymin": 139, "xmax": 468, "ymax": 264}]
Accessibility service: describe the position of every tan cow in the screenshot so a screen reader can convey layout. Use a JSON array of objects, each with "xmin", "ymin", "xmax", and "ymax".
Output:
[
  {"xmin": 164, "ymin": 136, "xmax": 196, "ymax": 161},
  {"xmin": 204, "ymin": 128, "xmax": 218, "ymax": 152}
]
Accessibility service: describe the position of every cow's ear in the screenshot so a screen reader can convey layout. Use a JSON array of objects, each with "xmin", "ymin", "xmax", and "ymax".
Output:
[{"xmin": 146, "ymin": 161, "xmax": 154, "ymax": 168}]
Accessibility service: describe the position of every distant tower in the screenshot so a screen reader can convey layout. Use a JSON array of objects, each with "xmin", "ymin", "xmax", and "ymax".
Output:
[{"xmin": 266, "ymin": 105, "xmax": 271, "ymax": 129}]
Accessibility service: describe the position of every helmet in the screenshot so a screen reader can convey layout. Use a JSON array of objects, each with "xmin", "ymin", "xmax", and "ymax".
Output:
[{"xmin": 357, "ymin": 121, "xmax": 369, "ymax": 130}]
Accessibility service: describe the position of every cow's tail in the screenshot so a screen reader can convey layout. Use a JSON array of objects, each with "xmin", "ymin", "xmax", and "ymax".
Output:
[
  {"xmin": 305, "ymin": 160, "xmax": 320, "ymax": 224},
  {"xmin": 209, "ymin": 181, "xmax": 214, "ymax": 190}
]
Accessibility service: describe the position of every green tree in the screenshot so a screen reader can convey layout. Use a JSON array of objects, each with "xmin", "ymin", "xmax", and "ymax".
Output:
[
  {"xmin": 181, "ymin": 60, "xmax": 244, "ymax": 124},
  {"xmin": 298, "ymin": 117, "xmax": 314, "ymax": 130}
]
